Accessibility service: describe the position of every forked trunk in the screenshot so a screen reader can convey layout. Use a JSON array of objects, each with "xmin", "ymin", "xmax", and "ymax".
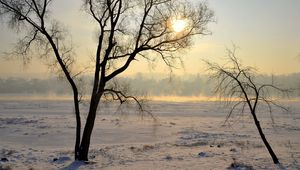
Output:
[
  {"xmin": 251, "ymin": 112, "xmax": 279, "ymax": 164},
  {"xmin": 77, "ymin": 95, "xmax": 101, "ymax": 161}
]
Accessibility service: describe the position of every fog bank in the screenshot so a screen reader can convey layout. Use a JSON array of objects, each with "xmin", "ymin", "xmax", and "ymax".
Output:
[{"xmin": 1, "ymin": 73, "xmax": 299, "ymax": 98}]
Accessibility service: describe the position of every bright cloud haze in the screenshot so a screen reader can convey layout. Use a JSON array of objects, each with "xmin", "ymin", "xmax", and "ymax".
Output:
[{"xmin": 0, "ymin": 0, "xmax": 299, "ymax": 78}]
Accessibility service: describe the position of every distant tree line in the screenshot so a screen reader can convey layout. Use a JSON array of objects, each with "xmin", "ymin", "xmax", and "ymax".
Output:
[
  {"xmin": 0, "ymin": 77, "xmax": 71, "ymax": 94},
  {"xmin": 1, "ymin": 73, "xmax": 299, "ymax": 97}
]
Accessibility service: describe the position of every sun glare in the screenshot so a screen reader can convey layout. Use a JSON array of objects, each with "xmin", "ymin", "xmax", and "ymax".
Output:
[{"xmin": 172, "ymin": 19, "xmax": 187, "ymax": 33}]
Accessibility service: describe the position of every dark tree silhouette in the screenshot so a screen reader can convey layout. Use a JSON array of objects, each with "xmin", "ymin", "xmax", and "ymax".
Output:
[
  {"xmin": 205, "ymin": 47, "xmax": 289, "ymax": 164},
  {"xmin": 0, "ymin": 0, "xmax": 214, "ymax": 161}
]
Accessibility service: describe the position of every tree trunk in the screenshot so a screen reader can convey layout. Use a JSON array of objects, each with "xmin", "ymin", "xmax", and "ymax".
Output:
[
  {"xmin": 251, "ymin": 112, "xmax": 279, "ymax": 164},
  {"xmin": 43, "ymin": 32, "xmax": 82, "ymax": 160},
  {"xmin": 78, "ymin": 94, "xmax": 101, "ymax": 161},
  {"xmin": 73, "ymin": 92, "xmax": 81, "ymax": 160}
]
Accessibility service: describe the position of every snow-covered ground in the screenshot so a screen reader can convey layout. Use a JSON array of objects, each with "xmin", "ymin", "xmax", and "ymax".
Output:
[{"xmin": 0, "ymin": 99, "xmax": 299, "ymax": 169}]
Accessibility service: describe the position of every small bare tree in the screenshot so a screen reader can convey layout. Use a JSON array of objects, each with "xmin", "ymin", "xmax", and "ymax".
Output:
[
  {"xmin": 0, "ymin": 0, "xmax": 214, "ymax": 161},
  {"xmin": 205, "ymin": 48, "xmax": 289, "ymax": 164}
]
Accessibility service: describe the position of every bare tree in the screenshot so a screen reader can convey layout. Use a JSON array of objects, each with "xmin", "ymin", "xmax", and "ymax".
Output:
[
  {"xmin": 0, "ymin": 0, "xmax": 214, "ymax": 161},
  {"xmin": 205, "ymin": 47, "xmax": 289, "ymax": 164}
]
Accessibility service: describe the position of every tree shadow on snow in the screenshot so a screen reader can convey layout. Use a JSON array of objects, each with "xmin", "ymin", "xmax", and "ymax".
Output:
[{"xmin": 60, "ymin": 161, "xmax": 86, "ymax": 170}]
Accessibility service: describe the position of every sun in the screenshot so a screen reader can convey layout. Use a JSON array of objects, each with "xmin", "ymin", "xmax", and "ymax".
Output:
[{"xmin": 172, "ymin": 19, "xmax": 187, "ymax": 33}]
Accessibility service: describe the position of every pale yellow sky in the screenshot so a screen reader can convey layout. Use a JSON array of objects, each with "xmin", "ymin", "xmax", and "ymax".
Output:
[{"xmin": 0, "ymin": 0, "xmax": 299, "ymax": 78}]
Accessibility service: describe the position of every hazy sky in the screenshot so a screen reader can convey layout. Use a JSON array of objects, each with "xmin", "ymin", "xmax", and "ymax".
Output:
[{"xmin": 0, "ymin": 0, "xmax": 299, "ymax": 78}]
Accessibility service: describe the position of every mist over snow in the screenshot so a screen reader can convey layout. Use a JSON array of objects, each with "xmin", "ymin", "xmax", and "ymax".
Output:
[{"xmin": 0, "ymin": 72, "xmax": 300, "ymax": 98}]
